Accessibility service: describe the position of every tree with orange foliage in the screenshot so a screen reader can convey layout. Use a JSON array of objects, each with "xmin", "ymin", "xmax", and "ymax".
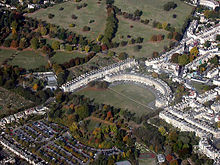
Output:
[
  {"xmin": 107, "ymin": 111, "xmax": 112, "ymax": 119},
  {"xmin": 32, "ymin": 83, "xmax": 38, "ymax": 91},
  {"xmin": 10, "ymin": 40, "xmax": 18, "ymax": 48}
]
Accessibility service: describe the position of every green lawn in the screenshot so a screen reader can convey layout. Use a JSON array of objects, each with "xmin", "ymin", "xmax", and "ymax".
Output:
[
  {"xmin": 111, "ymin": 0, "xmax": 193, "ymax": 58},
  {"xmin": 114, "ymin": 0, "xmax": 193, "ymax": 31},
  {"xmin": 8, "ymin": 51, "xmax": 47, "ymax": 69},
  {"xmin": 114, "ymin": 17, "xmax": 169, "ymax": 42},
  {"xmin": 77, "ymin": 84, "xmax": 156, "ymax": 117},
  {"xmin": 51, "ymin": 51, "xmax": 86, "ymax": 64},
  {"xmin": 28, "ymin": 0, "xmax": 107, "ymax": 40},
  {"xmin": 0, "ymin": 49, "xmax": 16, "ymax": 64},
  {"xmin": 112, "ymin": 40, "xmax": 169, "ymax": 58},
  {"xmin": 111, "ymin": 15, "xmax": 171, "ymax": 58}
]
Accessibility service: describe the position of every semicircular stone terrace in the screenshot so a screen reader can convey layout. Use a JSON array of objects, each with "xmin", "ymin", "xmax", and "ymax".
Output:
[{"xmin": 104, "ymin": 73, "xmax": 173, "ymax": 108}]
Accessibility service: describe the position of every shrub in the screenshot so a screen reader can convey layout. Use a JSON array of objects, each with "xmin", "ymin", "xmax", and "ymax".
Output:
[
  {"xmin": 163, "ymin": 2, "xmax": 177, "ymax": 11},
  {"xmin": 89, "ymin": 20, "xmax": 95, "ymax": 23},
  {"xmin": 82, "ymin": 26, "xmax": 90, "ymax": 31},
  {"xmin": 133, "ymin": 45, "xmax": 142, "ymax": 52},
  {"xmin": 120, "ymin": 41, "xmax": 128, "ymax": 47},
  {"xmin": 48, "ymin": 13, "xmax": 54, "ymax": 19},
  {"xmin": 82, "ymin": 3, "xmax": 87, "ymax": 7},
  {"xmin": 69, "ymin": 23, "xmax": 76, "ymax": 27},
  {"xmin": 118, "ymin": 52, "xmax": 128, "ymax": 60},
  {"xmin": 71, "ymin": 14, "xmax": 78, "ymax": 19}
]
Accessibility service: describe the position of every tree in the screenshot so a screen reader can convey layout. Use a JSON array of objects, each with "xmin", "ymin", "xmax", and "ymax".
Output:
[
  {"xmin": 204, "ymin": 41, "xmax": 211, "ymax": 48},
  {"xmin": 134, "ymin": 9, "xmax": 143, "ymax": 17},
  {"xmin": 70, "ymin": 122, "xmax": 78, "ymax": 132},
  {"xmin": 85, "ymin": 45, "xmax": 90, "ymax": 53},
  {"xmin": 75, "ymin": 105, "xmax": 89, "ymax": 119},
  {"xmin": 51, "ymin": 41, "xmax": 60, "ymax": 50},
  {"xmin": 10, "ymin": 40, "xmax": 18, "ymax": 48},
  {"xmin": 96, "ymin": 34, "xmax": 104, "ymax": 42},
  {"xmin": 33, "ymin": 83, "xmax": 38, "ymax": 91},
  {"xmin": 151, "ymin": 35, "xmax": 157, "ymax": 42},
  {"xmin": 216, "ymin": 35, "xmax": 220, "ymax": 41},
  {"xmin": 162, "ymin": 22, "xmax": 168, "ymax": 29},
  {"xmin": 39, "ymin": 26, "xmax": 48, "ymax": 36},
  {"xmin": 158, "ymin": 126, "xmax": 166, "ymax": 136},
  {"xmin": 82, "ymin": 26, "xmax": 90, "ymax": 31},
  {"xmin": 118, "ymin": 52, "xmax": 128, "ymax": 60},
  {"xmin": 30, "ymin": 37, "xmax": 39, "ymax": 50},
  {"xmin": 3, "ymin": 39, "xmax": 11, "ymax": 47},
  {"xmin": 178, "ymin": 54, "xmax": 189, "ymax": 66},
  {"xmin": 190, "ymin": 47, "xmax": 199, "ymax": 57},
  {"xmin": 19, "ymin": 38, "xmax": 27, "ymax": 49},
  {"xmin": 163, "ymin": 2, "xmax": 177, "ymax": 11},
  {"xmin": 48, "ymin": 13, "xmax": 54, "ymax": 19},
  {"xmin": 152, "ymin": 52, "xmax": 159, "ymax": 58},
  {"xmin": 171, "ymin": 53, "xmax": 180, "ymax": 63}
]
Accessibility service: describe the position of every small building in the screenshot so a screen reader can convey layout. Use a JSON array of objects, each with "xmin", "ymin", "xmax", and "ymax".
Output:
[{"xmin": 157, "ymin": 154, "xmax": 165, "ymax": 163}]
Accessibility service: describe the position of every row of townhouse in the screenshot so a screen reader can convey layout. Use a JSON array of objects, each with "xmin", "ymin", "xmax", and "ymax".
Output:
[
  {"xmin": 0, "ymin": 106, "xmax": 47, "ymax": 127},
  {"xmin": 61, "ymin": 58, "xmax": 138, "ymax": 92},
  {"xmin": 104, "ymin": 73, "xmax": 173, "ymax": 107},
  {"xmin": 211, "ymin": 101, "xmax": 220, "ymax": 113},
  {"xmin": 206, "ymin": 67, "xmax": 220, "ymax": 79},
  {"xmin": 160, "ymin": 104, "xmax": 220, "ymax": 137},
  {"xmin": 160, "ymin": 88, "xmax": 220, "ymax": 162},
  {"xmin": 199, "ymin": 136, "xmax": 220, "ymax": 160},
  {"xmin": 0, "ymin": 135, "xmax": 45, "ymax": 165},
  {"xmin": 159, "ymin": 110, "xmax": 210, "ymax": 137},
  {"xmin": 195, "ymin": 24, "xmax": 220, "ymax": 44},
  {"xmin": 193, "ymin": 0, "xmax": 220, "ymax": 10},
  {"xmin": 196, "ymin": 87, "xmax": 220, "ymax": 103}
]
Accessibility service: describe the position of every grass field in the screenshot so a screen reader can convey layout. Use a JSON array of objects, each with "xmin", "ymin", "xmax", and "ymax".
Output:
[
  {"xmin": 111, "ymin": 0, "xmax": 193, "ymax": 58},
  {"xmin": 77, "ymin": 84, "xmax": 156, "ymax": 117},
  {"xmin": 114, "ymin": 0, "xmax": 193, "ymax": 30},
  {"xmin": 51, "ymin": 51, "xmax": 86, "ymax": 64},
  {"xmin": 28, "ymin": 0, "xmax": 107, "ymax": 40},
  {"xmin": 114, "ymin": 17, "xmax": 169, "ymax": 42},
  {"xmin": 0, "ymin": 49, "xmax": 16, "ymax": 64},
  {"xmin": 8, "ymin": 51, "xmax": 47, "ymax": 69},
  {"xmin": 112, "ymin": 40, "xmax": 169, "ymax": 58}
]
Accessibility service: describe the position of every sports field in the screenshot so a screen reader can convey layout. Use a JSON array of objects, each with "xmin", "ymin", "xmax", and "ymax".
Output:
[
  {"xmin": 8, "ymin": 51, "xmax": 47, "ymax": 69},
  {"xmin": 28, "ymin": 0, "xmax": 107, "ymax": 40},
  {"xmin": 51, "ymin": 51, "xmax": 86, "ymax": 64},
  {"xmin": 77, "ymin": 84, "xmax": 156, "ymax": 117}
]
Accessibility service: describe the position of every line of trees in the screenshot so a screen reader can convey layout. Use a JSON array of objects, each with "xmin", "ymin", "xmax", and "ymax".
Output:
[{"xmin": 102, "ymin": 7, "xmax": 118, "ymax": 48}]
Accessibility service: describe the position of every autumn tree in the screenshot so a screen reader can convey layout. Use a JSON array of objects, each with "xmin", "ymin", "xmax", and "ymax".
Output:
[
  {"xmin": 19, "ymin": 38, "xmax": 27, "ymax": 49},
  {"xmin": 30, "ymin": 37, "xmax": 39, "ymax": 50},
  {"xmin": 10, "ymin": 40, "xmax": 18, "ymax": 48},
  {"xmin": 190, "ymin": 47, "xmax": 199, "ymax": 57},
  {"xmin": 51, "ymin": 41, "xmax": 60, "ymax": 50},
  {"xmin": 32, "ymin": 83, "xmax": 38, "ymax": 91}
]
